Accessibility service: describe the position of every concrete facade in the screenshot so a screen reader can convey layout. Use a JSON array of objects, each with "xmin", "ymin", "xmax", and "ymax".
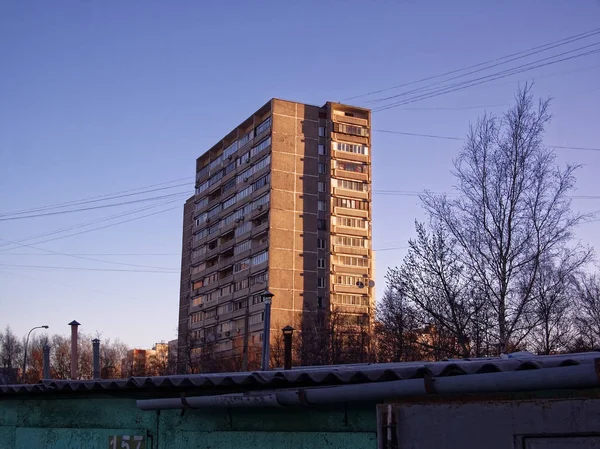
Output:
[{"xmin": 177, "ymin": 99, "xmax": 373, "ymax": 372}]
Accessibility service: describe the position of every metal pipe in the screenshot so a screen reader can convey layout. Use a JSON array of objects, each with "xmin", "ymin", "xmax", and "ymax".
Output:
[
  {"xmin": 42, "ymin": 345, "xmax": 51, "ymax": 380},
  {"xmin": 68, "ymin": 320, "xmax": 80, "ymax": 380},
  {"xmin": 92, "ymin": 338, "xmax": 101, "ymax": 380},
  {"xmin": 135, "ymin": 359, "xmax": 600, "ymax": 411}
]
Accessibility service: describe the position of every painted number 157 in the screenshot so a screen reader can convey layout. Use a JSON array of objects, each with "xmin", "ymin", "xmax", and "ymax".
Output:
[{"xmin": 108, "ymin": 435, "xmax": 145, "ymax": 449}]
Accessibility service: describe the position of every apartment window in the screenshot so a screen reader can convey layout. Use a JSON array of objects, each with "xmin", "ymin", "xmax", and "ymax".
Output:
[
  {"xmin": 317, "ymin": 238, "xmax": 326, "ymax": 249},
  {"xmin": 318, "ymin": 144, "xmax": 326, "ymax": 155},
  {"xmin": 217, "ymin": 303, "xmax": 233, "ymax": 315},
  {"xmin": 222, "ymin": 178, "xmax": 236, "ymax": 194},
  {"xmin": 206, "ymin": 290, "xmax": 218, "ymax": 302},
  {"xmin": 250, "ymin": 136, "xmax": 272, "ymax": 157},
  {"xmin": 253, "ymin": 193, "xmax": 270, "ymax": 210},
  {"xmin": 191, "ymin": 295, "xmax": 203, "ymax": 307},
  {"xmin": 196, "ymin": 180, "xmax": 209, "ymax": 195},
  {"xmin": 253, "ymin": 173, "xmax": 270, "ymax": 191},
  {"xmin": 191, "ymin": 312, "xmax": 202, "ymax": 324},
  {"xmin": 208, "ymin": 170, "xmax": 223, "ymax": 186},
  {"xmin": 207, "ymin": 222, "xmax": 220, "ymax": 235},
  {"xmin": 250, "ymin": 271, "xmax": 268, "ymax": 286},
  {"xmin": 335, "ymin": 255, "xmax": 369, "ymax": 267},
  {"xmin": 318, "ymin": 163, "xmax": 327, "ymax": 174},
  {"xmin": 333, "ymin": 142, "xmax": 369, "ymax": 155},
  {"xmin": 191, "ymin": 263, "xmax": 206, "ymax": 276},
  {"xmin": 317, "ymin": 201, "xmax": 327, "ymax": 212},
  {"xmin": 209, "ymin": 154, "xmax": 223, "ymax": 172},
  {"xmin": 195, "ymin": 197, "xmax": 208, "ymax": 211},
  {"xmin": 234, "ymin": 278, "xmax": 249, "ymax": 292},
  {"xmin": 249, "ymin": 312, "xmax": 265, "ymax": 325},
  {"xmin": 333, "ymin": 216, "xmax": 368, "ymax": 229},
  {"xmin": 234, "ymin": 203, "xmax": 251, "ymax": 220},
  {"xmin": 317, "ymin": 219, "xmax": 327, "ymax": 231},
  {"xmin": 333, "ymin": 294, "xmax": 369, "ymax": 306},
  {"xmin": 191, "ymin": 246, "xmax": 206, "ymax": 259},
  {"xmin": 333, "ymin": 122, "xmax": 369, "ymax": 137},
  {"xmin": 335, "ymin": 274, "xmax": 364, "ymax": 286},
  {"xmin": 318, "ymin": 277, "xmax": 326, "ymax": 289},
  {"xmin": 222, "ymin": 213, "xmax": 235, "ymax": 227},
  {"xmin": 204, "ymin": 273, "xmax": 218, "ymax": 286},
  {"xmin": 251, "ymin": 250, "xmax": 268, "ymax": 266},
  {"xmin": 207, "ymin": 205, "xmax": 221, "ymax": 219},
  {"xmin": 256, "ymin": 117, "xmax": 272, "ymax": 136},
  {"xmin": 317, "ymin": 258, "xmax": 325, "ymax": 269},
  {"xmin": 208, "ymin": 239, "xmax": 218, "ymax": 250},
  {"xmin": 192, "ymin": 280, "xmax": 204, "ymax": 290},
  {"xmin": 235, "ymin": 221, "xmax": 252, "ymax": 237},
  {"xmin": 336, "ymin": 179, "xmax": 367, "ymax": 192},
  {"xmin": 337, "ymin": 161, "xmax": 366, "ymax": 173},
  {"xmin": 223, "ymin": 141, "xmax": 238, "ymax": 159},
  {"xmin": 234, "ymin": 240, "xmax": 251, "ymax": 255},
  {"xmin": 238, "ymin": 151, "xmax": 250, "ymax": 166},
  {"xmin": 318, "ymin": 182, "xmax": 326, "ymax": 192},
  {"xmin": 318, "ymin": 126, "xmax": 326, "ymax": 137},
  {"xmin": 334, "ymin": 236, "xmax": 368, "ymax": 247},
  {"xmin": 253, "ymin": 154, "xmax": 271, "ymax": 174},
  {"xmin": 234, "ymin": 259, "xmax": 250, "ymax": 273},
  {"xmin": 197, "ymin": 165, "xmax": 209, "ymax": 180},
  {"xmin": 335, "ymin": 197, "xmax": 369, "ymax": 210},
  {"xmin": 239, "ymin": 130, "xmax": 254, "ymax": 148},
  {"xmin": 222, "ymin": 195, "xmax": 237, "ymax": 210},
  {"xmin": 220, "ymin": 284, "xmax": 234, "ymax": 297},
  {"xmin": 237, "ymin": 186, "xmax": 252, "ymax": 201},
  {"xmin": 317, "ymin": 297, "xmax": 324, "ymax": 308}
]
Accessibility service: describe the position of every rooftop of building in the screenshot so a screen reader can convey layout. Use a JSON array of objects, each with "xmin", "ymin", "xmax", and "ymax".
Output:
[{"xmin": 2, "ymin": 351, "xmax": 599, "ymax": 399}]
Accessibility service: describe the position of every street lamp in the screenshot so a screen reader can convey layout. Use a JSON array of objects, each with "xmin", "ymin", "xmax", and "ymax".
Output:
[
  {"xmin": 282, "ymin": 325, "xmax": 294, "ymax": 370},
  {"xmin": 261, "ymin": 290, "xmax": 275, "ymax": 371},
  {"xmin": 22, "ymin": 325, "xmax": 49, "ymax": 383}
]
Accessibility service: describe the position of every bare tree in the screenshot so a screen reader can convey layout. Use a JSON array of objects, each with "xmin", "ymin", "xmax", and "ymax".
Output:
[
  {"xmin": 386, "ymin": 221, "xmax": 485, "ymax": 358},
  {"xmin": 571, "ymin": 273, "xmax": 600, "ymax": 350},
  {"xmin": 421, "ymin": 85, "xmax": 589, "ymax": 353},
  {"xmin": 0, "ymin": 326, "xmax": 23, "ymax": 371}
]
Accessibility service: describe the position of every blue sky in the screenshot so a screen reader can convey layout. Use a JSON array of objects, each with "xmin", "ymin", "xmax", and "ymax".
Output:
[{"xmin": 1, "ymin": 1, "xmax": 599, "ymax": 348}]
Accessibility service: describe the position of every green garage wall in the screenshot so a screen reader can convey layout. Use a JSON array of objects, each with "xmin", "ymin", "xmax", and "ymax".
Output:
[{"xmin": 0, "ymin": 397, "xmax": 377, "ymax": 449}]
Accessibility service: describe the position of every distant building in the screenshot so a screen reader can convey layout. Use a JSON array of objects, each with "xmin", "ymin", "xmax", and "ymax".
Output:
[
  {"xmin": 178, "ymin": 99, "xmax": 374, "ymax": 372},
  {"xmin": 121, "ymin": 343, "xmax": 172, "ymax": 377}
]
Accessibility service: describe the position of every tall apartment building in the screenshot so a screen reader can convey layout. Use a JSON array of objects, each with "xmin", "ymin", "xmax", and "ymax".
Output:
[{"xmin": 177, "ymin": 99, "xmax": 373, "ymax": 372}]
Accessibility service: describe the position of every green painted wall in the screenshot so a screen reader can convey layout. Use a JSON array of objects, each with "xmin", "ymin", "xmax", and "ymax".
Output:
[{"xmin": 0, "ymin": 397, "xmax": 377, "ymax": 449}]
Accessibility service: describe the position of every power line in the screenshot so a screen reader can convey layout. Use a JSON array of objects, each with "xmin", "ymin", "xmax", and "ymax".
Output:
[
  {"xmin": 373, "ymin": 46, "xmax": 600, "ymax": 112},
  {"xmin": 0, "ymin": 198, "xmax": 181, "ymax": 250},
  {"xmin": 0, "ymin": 176, "xmax": 193, "ymax": 218},
  {"xmin": 0, "ymin": 263, "xmax": 179, "ymax": 273},
  {"xmin": 374, "ymin": 129, "xmax": 600, "ymax": 152},
  {"xmin": 1, "ymin": 204, "xmax": 181, "ymax": 249},
  {"xmin": 0, "ymin": 253, "xmax": 181, "ymax": 256},
  {"xmin": 345, "ymin": 27, "xmax": 600, "ymax": 101},
  {"xmin": 0, "ymin": 181, "xmax": 191, "ymax": 218},
  {"xmin": 0, "ymin": 238, "xmax": 180, "ymax": 272},
  {"xmin": 0, "ymin": 192, "xmax": 189, "ymax": 222}
]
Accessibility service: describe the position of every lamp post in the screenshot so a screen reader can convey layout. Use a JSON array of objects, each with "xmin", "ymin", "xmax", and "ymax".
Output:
[
  {"xmin": 282, "ymin": 325, "xmax": 294, "ymax": 370},
  {"xmin": 22, "ymin": 325, "xmax": 49, "ymax": 382},
  {"xmin": 261, "ymin": 290, "xmax": 274, "ymax": 371}
]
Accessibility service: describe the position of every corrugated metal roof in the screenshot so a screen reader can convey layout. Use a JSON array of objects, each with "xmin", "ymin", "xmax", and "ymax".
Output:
[{"xmin": 1, "ymin": 352, "xmax": 598, "ymax": 396}]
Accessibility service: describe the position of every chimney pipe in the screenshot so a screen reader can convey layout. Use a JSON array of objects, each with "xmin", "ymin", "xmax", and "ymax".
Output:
[
  {"xmin": 92, "ymin": 338, "xmax": 101, "ymax": 379},
  {"xmin": 68, "ymin": 320, "xmax": 80, "ymax": 380},
  {"xmin": 42, "ymin": 345, "xmax": 51, "ymax": 380}
]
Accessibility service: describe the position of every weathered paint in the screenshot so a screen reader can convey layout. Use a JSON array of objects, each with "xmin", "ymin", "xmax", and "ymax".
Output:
[{"xmin": 0, "ymin": 397, "xmax": 376, "ymax": 449}]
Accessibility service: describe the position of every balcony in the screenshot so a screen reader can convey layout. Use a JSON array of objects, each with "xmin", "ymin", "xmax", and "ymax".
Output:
[
  {"xmin": 332, "ymin": 187, "xmax": 369, "ymax": 201},
  {"xmin": 218, "ymin": 274, "xmax": 233, "ymax": 286},
  {"xmin": 251, "ymin": 221, "xmax": 269, "ymax": 237},
  {"xmin": 333, "ymin": 283, "xmax": 366, "ymax": 295},
  {"xmin": 251, "ymin": 183, "xmax": 270, "ymax": 201},
  {"xmin": 251, "ymin": 261, "xmax": 268, "ymax": 274},
  {"xmin": 331, "ymin": 225, "xmax": 369, "ymax": 237},
  {"xmin": 331, "ymin": 132, "xmax": 368, "ymax": 146},
  {"xmin": 190, "ymin": 269, "xmax": 205, "ymax": 283},
  {"xmin": 220, "ymin": 221, "xmax": 236, "ymax": 236},
  {"xmin": 332, "ymin": 150, "xmax": 369, "ymax": 164},
  {"xmin": 253, "ymin": 128, "xmax": 271, "ymax": 147},
  {"xmin": 205, "ymin": 245, "xmax": 220, "ymax": 260},
  {"xmin": 251, "ymin": 165, "xmax": 271, "ymax": 184},
  {"xmin": 333, "ymin": 245, "xmax": 370, "ymax": 257},
  {"xmin": 333, "ymin": 207, "xmax": 369, "ymax": 219},
  {"xmin": 251, "ymin": 205, "xmax": 269, "ymax": 220},
  {"xmin": 331, "ymin": 114, "xmax": 368, "ymax": 127},
  {"xmin": 332, "ymin": 168, "xmax": 369, "ymax": 182},
  {"xmin": 218, "ymin": 255, "xmax": 234, "ymax": 270},
  {"xmin": 331, "ymin": 264, "xmax": 369, "ymax": 276}
]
